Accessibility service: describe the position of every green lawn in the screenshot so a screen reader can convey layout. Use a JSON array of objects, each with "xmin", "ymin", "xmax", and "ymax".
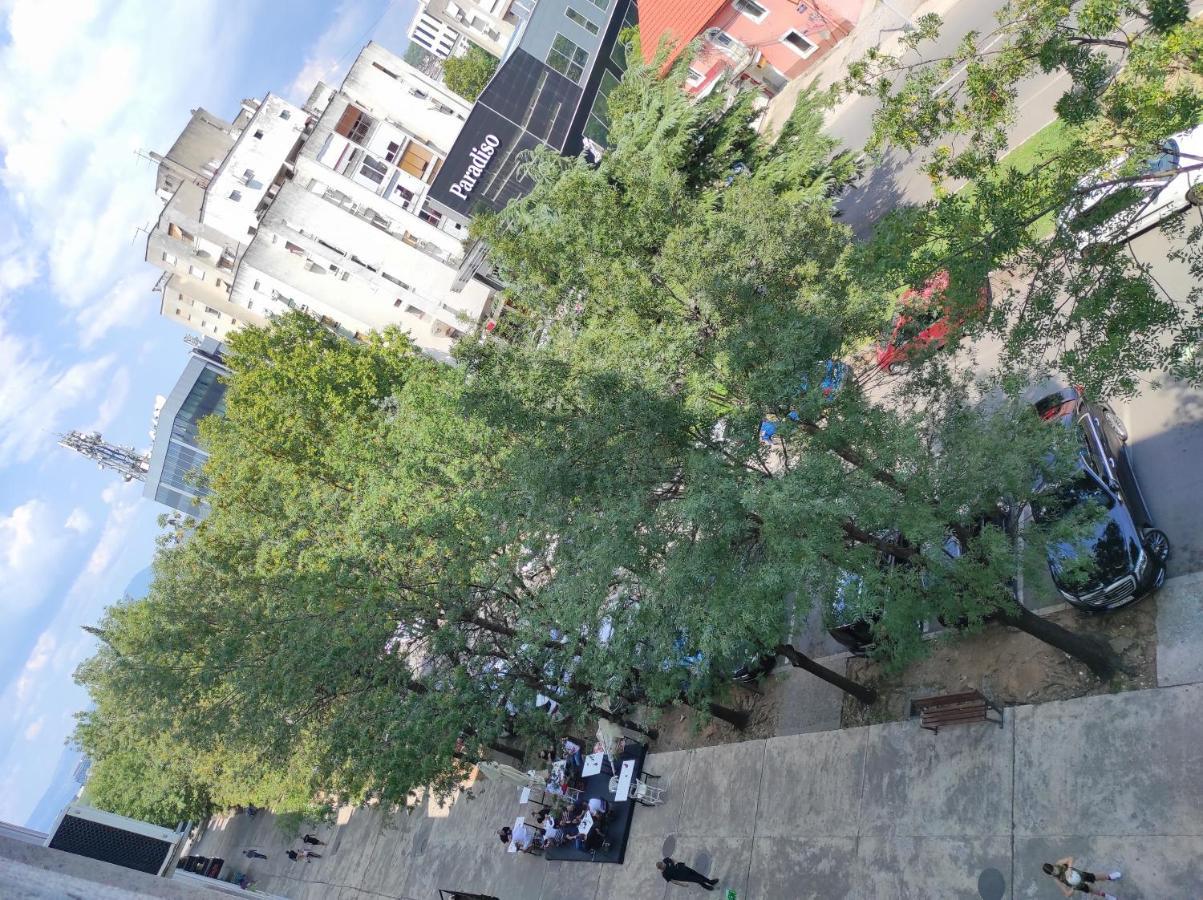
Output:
[{"xmin": 961, "ymin": 118, "xmax": 1072, "ymax": 237}]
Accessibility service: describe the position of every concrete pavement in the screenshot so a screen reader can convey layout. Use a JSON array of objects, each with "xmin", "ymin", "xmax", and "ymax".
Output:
[{"xmin": 190, "ymin": 663, "xmax": 1203, "ymax": 898}]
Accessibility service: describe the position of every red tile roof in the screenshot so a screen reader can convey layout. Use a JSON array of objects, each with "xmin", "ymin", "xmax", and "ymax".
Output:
[{"xmin": 638, "ymin": 0, "xmax": 729, "ymax": 66}]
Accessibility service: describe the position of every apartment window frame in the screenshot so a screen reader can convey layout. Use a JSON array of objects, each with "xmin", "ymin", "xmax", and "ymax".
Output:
[
  {"xmin": 565, "ymin": 6, "xmax": 600, "ymax": 34},
  {"xmin": 359, "ymin": 155, "xmax": 388, "ymax": 185},
  {"xmin": 733, "ymin": 0, "xmax": 769, "ymax": 23},
  {"xmin": 781, "ymin": 28, "xmax": 819, "ymax": 58},
  {"xmin": 584, "ymin": 0, "xmax": 608, "ymax": 9},
  {"xmin": 546, "ymin": 33, "xmax": 589, "ymax": 83}
]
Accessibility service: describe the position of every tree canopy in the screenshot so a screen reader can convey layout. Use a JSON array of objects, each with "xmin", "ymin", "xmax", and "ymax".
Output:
[
  {"xmin": 72, "ymin": 17, "xmax": 1203, "ymax": 819},
  {"xmin": 442, "ymin": 44, "xmax": 499, "ymax": 101}
]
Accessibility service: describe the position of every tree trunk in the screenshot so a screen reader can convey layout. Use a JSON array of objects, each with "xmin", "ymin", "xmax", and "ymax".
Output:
[
  {"xmin": 775, "ymin": 643, "xmax": 877, "ymax": 705},
  {"xmin": 706, "ymin": 702, "xmax": 750, "ymax": 730},
  {"xmin": 997, "ymin": 603, "xmax": 1118, "ymax": 681}
]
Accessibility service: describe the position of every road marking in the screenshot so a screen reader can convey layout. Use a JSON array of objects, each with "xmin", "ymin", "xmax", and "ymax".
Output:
[{"xmin": 935, "ymin": 31, "xmax": 1008, "ymax": 94}]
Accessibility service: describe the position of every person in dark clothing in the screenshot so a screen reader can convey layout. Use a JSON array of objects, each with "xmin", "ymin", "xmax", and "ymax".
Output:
[
  {"xmin": 286, "ymin": 850, "xmax": 301, "ymax": 861},
  {"xmin": 497, "ymin": 826, "xmax": 512, "ymax": 846},
  {"xmin": 302, "ymin": 834, "xmax": 325, "ymax": 845},
  {"xmin": 241, "ymin": 849, "xmax": 268, "ymax": 859},
  {"xmin": 658, "ymin": 857, "xmax": 719, "ymax": 891}
]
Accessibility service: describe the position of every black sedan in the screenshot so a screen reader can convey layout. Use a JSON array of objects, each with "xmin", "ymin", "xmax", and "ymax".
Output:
[{"xmin": 1031, "ymin": 387, "xmax": 1169, "ymax": 610}]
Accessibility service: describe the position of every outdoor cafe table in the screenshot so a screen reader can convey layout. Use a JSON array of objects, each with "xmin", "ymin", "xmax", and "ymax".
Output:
[
  {"xmin": 581, "ymin": 752, "xmax": 604, "ymax": 777},
  {"xmin": 613, "ymin": 759, "xmax": 636, "ymax": 802}
]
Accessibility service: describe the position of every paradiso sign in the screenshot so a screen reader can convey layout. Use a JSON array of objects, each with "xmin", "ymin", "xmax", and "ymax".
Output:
[{"xmin": 448, "ymin": 134, "xmax": 501, "ymax": 200}]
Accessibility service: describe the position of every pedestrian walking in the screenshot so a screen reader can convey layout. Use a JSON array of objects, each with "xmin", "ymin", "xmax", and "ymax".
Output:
[
  {"xmin": 299, "ymin": 849, "xmax": 322, "ymax": 861},
  {"xmin": 1042, "ymin": 858, "xmax": 1122, "ymax": 898},
  {"xmin": 241, "ymin": 849, "xmax": 268, "ymax": 860},
  {"xmin": 286, "ymin": 850, "xmax": 300, "ymax": 862},
  {"xmin": 302, "ymin": 834, "xmax": 325, "ymax": 846},
  {"xmin": 657, "ymin": 857, "xmax": 719, "ymax": 891}
]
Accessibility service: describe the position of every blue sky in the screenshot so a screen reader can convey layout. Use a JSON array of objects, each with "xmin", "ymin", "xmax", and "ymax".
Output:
[{"xmin": 0, "ymin": 0, "xmax": 418, "ymax": 827}]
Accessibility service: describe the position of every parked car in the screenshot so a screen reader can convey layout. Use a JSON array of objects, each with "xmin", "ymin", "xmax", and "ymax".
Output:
[
  {"xmin": 1057, "ymin": 124, "xmax": 1203, "ymax": 248},
  {"xmin": 822, "ymin": 532, "xmax": 920, "ymax": 652},
  {"xmin": 926, "ymin": 512, "xmax": 1018, "ymax": 630},
  {"xmin": 1030, "ymin": 386, "xmax": 1169, "ymax": 610},
  {"xmin": 875, "ymin": 271, "xmax": 990, "ymax": 374}
]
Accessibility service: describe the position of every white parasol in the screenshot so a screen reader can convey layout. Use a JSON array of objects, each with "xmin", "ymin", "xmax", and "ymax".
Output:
[
  {"xmin": 596, "ymin": 718, "xmax": 627, "ymax": 773},
  {"xmin": 477, "ymin": 760, "xmax": 542, "ymax": 788}
]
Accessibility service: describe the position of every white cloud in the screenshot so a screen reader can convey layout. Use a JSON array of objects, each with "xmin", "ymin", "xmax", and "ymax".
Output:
[
  {"xmin": 81, "ymin": 490, "xmax": 140, "ymax": 580},
  {"xmin": 0, "ymin": 499, "xmax": 69, "ymax": 615},
  {"xmin": 287, "ymin": 0, "xmax": 419, "ymax": 104},
  {"xmin": 86, "ymin": 364, "xmax": 132, "ymax": 435},
  {"xmin": 24, "ymin": 632, "xmax": 56, "ymax": 671},
  {"xmin": 0, "ymin": 319, "xmax": 118, "ymax": 465},
  {"xmin": 0, "ymin": 0, "xmax": 245, "ymax": 342},
  {"xmin": 22, "ymin": 717, "xmax": 44, "ymax": 741},
  {"xmin": 63, "ymin": 507, "xmax": 92, "ymax": 534}
]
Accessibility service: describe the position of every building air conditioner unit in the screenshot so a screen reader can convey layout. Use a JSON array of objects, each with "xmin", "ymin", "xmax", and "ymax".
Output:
[{"xmin": 44, "ymin": 804, "xmax": 184, "ymax": 877}]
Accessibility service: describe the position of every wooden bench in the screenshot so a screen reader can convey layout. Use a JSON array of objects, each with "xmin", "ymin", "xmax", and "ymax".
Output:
[{"xmin": 910, "ymin": 689, "xmax": 1003, "ymax": 733}]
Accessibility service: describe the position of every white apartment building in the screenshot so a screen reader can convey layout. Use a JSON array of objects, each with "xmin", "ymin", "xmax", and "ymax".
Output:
[
  {"xmin": 407, "ymin": 0, "xmax": 526, "ymax": 60},
  {"xmin": 145, "ymin": 42, "xmax": 492, "ymax": 360}
]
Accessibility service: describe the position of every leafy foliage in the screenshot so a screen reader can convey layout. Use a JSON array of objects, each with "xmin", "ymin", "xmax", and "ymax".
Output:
[{"xmin": 442, "ymin": 44, "xmax": 499, "ymax": 101}]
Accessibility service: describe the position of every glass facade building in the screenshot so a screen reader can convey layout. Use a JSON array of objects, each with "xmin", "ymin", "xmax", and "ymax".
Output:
[
  {"xmin": 426, "ymin": 0, "xmax": 636, "ymax": 225},
  {"xmin": 143, "ymin": 338, "xmax": 229, "ymax": 516}
]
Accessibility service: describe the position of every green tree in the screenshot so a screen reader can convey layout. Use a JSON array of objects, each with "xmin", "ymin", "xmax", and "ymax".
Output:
[
  {"xmin": 442, "ymin": 45, "xmax": 499, "ymax": 101},
  {"xmin": 843, "ymin": 0, "xmax": 1203, "ymax": 394}
]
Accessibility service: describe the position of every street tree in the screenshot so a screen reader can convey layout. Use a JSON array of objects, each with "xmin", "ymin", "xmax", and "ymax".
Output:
[{"xmin": 843, "ymin": 0, "xmax": 1203, "ymax": 394}]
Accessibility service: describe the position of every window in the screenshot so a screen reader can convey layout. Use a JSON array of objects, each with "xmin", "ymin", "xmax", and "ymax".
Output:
[
  {"xmin": 285, "ymin": 241, "xmax": 305, "ymax": 255},
  {"xmin": 241, "ymin": 168, "xmax": 255, "ymax": 182},
  {"xmin": 187, "ymin": 264, "xmax": 205, "ymax": 281},
  {"xmin": 686, "ymin": 66, "xmax": 705, "ymax": 86},
  {"xmin": 385, "ymin": 141, "xmax": 402, "ymax": 164},
  {"xmin": 566, "ymin": 7, "xmax": 599, "ymax": 34},
  {"xmin": 253, "ymin": 280, "xmax": 261, "ymax": 291},
  {"xmin": 229, "ymin": 189, "xmax": 242, "ymax": 201},
  {"xmin": 417, "ymin": 204, "xmax": 442, "ymax": 227},
  {"xmin": 393, "ymin": 184, "xmax": 415, "ymax": 207},
  {"xmin": 547, "ymin": 33, "xmax": 588, "ymax": 83},
  {"xmin": 360, "ymin": 156, "xmax": 388, "ymax": 185},
  {"xmin": 734, "ymin": 0, "xmax": 768, "ymax": 21},
  {"xmin": 372, "ymin": 61, "xmax": 399, "ymax": 79},
  {"xmin": 204, "ymin": 306, "xmax": 220, "ymax": 316},
  {"xmin": 161, "ymin": 251, "xmax": 178, "ymax": 266},
  {"xmin": 166, "ymin": 223, "xmax": 194, "ymax": 243},
  {"xmin": 394, "ymin": 298, "xmax": 403, "ymax": 307},
  {"xmin": 253, "ymin": 129, "xmax": 264, "ymax": 139},
  {"xmin": 584, "ymin": 0, "xmax": 607, "ymax": 8},
  {"xmin": 279, "ymin": 109, "xmax": 291, "ymax": 119},
  {"xmin": 334, "ymin": 104, "xmax": 374, "ymax": 145},
  {"xmin": 782, "ymin": 29, "xmax": 819, "ymax": 58}
]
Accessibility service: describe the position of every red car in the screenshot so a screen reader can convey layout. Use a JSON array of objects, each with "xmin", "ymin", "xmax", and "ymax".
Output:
[{"xmin": 875, "ymin": 271, "xmax": 990, "ymax": 374}]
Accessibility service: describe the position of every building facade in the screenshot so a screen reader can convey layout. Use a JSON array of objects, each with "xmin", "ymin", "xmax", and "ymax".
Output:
[
  {"xmin": 639, "ymin": 0, "xmax": 861, "ymax": 97},
  {"xmin": 407, "ymin": 0, "xmax": 528, "ymax": 59},
  {"xmin": 145, "ymin": 42, "xmax": 494, "ymax": 360},
  {"xmin": 426, "ymin": 0, "xmax": 637, "ymax": 225},
  {"xmin": 142, "ymin": 338, "xmax": 229, "ymax": 516}
]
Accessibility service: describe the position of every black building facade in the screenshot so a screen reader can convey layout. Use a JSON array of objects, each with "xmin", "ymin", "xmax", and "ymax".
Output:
[{"xmin": 427, "ymin": 0, "xmax": 637, "ymax": 225}]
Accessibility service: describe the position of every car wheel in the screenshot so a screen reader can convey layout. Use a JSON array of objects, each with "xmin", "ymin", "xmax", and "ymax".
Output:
[
  {"xmin": 1186, "ymin": 184, "xmax": 1203, "ymax": 207},
  {"xmin": 1143, "ymin": 528, "xmax": 1171, "ymax": 563},
  {"xmin": 1103, "ymin": 409, "xmax": 1128, "ymax": 442}
]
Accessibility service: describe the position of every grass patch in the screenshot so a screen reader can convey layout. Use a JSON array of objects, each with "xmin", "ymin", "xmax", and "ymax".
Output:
[{"xmin": 961, "ymin": 119, "xmax": 1072, "ymax": 238}]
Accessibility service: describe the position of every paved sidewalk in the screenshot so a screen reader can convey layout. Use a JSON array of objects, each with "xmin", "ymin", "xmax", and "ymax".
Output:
[{"xmin": 191, "ymin": 677, "xmax": 1203, "ymax": 899}]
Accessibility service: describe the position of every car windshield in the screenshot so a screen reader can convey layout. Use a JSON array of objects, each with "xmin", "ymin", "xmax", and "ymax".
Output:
[
  {"xmin": 1035, "ymin": 468, "xmax": 1115, "ymax": 521},
  {"xmin": 1069, "ymin": 185, "xmax": 1153, "ymax": 233}
]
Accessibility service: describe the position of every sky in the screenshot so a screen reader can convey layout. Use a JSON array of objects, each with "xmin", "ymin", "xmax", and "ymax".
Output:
[{"xmin": 0, "ymin": 0, "xmax": 419, "ymax": 828}]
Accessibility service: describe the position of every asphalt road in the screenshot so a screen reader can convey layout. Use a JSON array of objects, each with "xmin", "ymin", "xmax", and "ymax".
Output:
[{"xmin": 821, "ymin": 0, "xmax": 1203, "ymax": 582}]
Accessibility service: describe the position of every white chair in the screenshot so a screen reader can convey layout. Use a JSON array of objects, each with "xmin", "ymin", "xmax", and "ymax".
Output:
[{"xmin": 630, "ymin": 778, "xmax": 664, "ymax": 806}]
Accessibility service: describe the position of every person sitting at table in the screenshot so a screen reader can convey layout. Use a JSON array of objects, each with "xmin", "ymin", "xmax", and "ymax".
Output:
[
  {"xmin": 587, "ymin": 797, "xmax": 608, "ymax": 818},
  {"xmin": 497, "ymin": 826, "xmax": 512, "ymax": 846},
  {"xmin": 541, "ymin": 820, "xmax": 565, "ymax": 846},
  {"xmin": 562, "ymin": 738, "xmax": 584, "ymax": 770},
  {"xmin": 572, "ymin": 825, "xmax": 605, "ymax": 853}
]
